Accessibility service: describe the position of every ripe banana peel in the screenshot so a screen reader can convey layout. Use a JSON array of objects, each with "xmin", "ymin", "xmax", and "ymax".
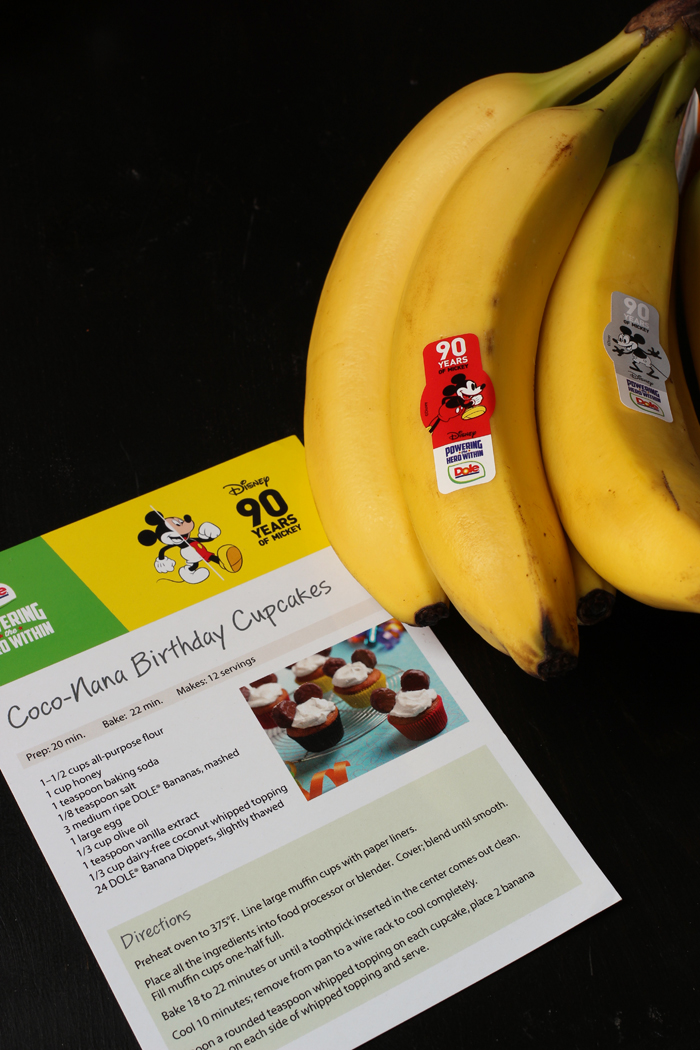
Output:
[
  {"xmin": 390, "ymin": 24, "xmax": 687, "ymax": 676},
  {"xmin": 304, "ymin": 18, "xmax": 654, "ymax": 628},
  {"xmin": 537, "ymin": 40, "xmax": 700, "ymax": 612}
]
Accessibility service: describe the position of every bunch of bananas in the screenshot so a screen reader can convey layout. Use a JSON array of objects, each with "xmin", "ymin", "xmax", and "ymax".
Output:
[{"xmin": 305, "ymin": 0, "xmax": 700, "ymax": 678}]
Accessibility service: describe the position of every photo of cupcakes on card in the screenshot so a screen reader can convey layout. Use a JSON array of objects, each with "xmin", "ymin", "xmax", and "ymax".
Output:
[
  {"xmin": 370, "ymin": 668, "xmax": 447, "ymax": 741},
  {"xmin": 271, "ymin": 683, "xmax": 344, "ymax": 752},
  {"xmin": 330, "ymin": 649, "xmax": 387, "ymax": 709},
  {"xmin": 291, "ymin": 650, "xmax": 333, "ymax": 693},
  {"xmin": 240, "ymin": 674, "xmax": 289, "ymax": 730}
]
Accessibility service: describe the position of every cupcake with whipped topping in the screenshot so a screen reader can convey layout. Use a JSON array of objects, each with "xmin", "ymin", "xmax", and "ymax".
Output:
[
  {"xmin": 271, "ymin": 684, "xmax": 344, "ymax": 752},
  {"xmin": 370, "ymin": 669, "xmax": 447, "ymax": 740},
  {"xmin": 240, "ymin": 674, "xmax": 289, "ymax": 730},
  {"xmin": 330, "ymin": 649, "xmax": 386, "ymax": 709},
  {"xmin": 291, "ymin": 651, "xmax": 334, "ymax": 693}
]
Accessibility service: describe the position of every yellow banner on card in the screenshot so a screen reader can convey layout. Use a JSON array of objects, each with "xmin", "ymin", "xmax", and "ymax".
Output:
[{"xmin": 42, "ymin": 437, "xmax": 328, "ymax": 631}]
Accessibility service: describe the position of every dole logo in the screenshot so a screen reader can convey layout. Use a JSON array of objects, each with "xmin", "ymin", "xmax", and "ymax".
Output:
[
  {"xmin": 448, "ymin": 462, "xmax": 485, "ymax": 483},
  {"xmin": 633, "ymin": 395, "xmax": 662, "ymax": 414},
  {"xmin": 0, "ymin": 583, "xmax": 16, "ymax": 608}
]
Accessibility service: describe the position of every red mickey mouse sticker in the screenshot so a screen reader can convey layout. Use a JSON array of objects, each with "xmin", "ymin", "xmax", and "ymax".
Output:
[{"xmin": 420, "ymin": 333, "xmax": 496, "ymax": 493}]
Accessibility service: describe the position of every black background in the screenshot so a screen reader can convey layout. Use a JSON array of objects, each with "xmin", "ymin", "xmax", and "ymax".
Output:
[{"xmin": 1, "ymin": 2, "xmax": 699, "ymax": 1047}]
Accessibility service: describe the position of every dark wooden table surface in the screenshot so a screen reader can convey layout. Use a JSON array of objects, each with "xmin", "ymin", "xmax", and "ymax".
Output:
[{"xmin": 1, "ymin": 2, "xmax": 699, "ymax": 1047}]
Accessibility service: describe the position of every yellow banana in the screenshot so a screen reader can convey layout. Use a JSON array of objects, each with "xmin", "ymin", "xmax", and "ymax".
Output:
[
  {"xmin": 537, "ymin": 41, "xmax": 700, "ymax": 612},
  {"xmin": 304, "ymin": 18, "xmax": 651, "ymax": 627},
  {"xmin": 566, "ymin": 538, "xmax": 616, "ymax": 625},
  {"xmin": 390, "ymin": 24, "xmax": 687, "ymax": 676},
  {"xmin": 571, "ymin": 270, "xmax": 694, "ymax": 623}
]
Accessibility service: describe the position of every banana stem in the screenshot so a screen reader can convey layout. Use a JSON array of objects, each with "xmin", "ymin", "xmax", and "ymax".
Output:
[
  {"xmin": 627, "ymin": 0, "xmax": 700, "ymax": 44},
  {"xmin": 537, "ymin": 0, "xmax": 700, "ymax": 107},
  {"xmin": 638, "ymin": 40, "xmax": 700, "ymax": 156},
  {"xmin": 582, "ymin": 20, "xmax": 688, "ymax": 136},
  {"xmin": 535, "ymin": 29, "xmax": 645, "ymax": 107}
]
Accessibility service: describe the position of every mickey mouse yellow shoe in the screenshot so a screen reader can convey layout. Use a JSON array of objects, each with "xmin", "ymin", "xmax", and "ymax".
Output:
[{"xmin": 218, "ymin": 544, "xmax": 243, "ymax": 572}]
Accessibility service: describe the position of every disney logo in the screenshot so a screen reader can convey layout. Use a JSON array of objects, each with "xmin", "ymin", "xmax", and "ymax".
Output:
[{"xmin": 223, "ymin": 477, "xmax": 270, "ymax": 497}]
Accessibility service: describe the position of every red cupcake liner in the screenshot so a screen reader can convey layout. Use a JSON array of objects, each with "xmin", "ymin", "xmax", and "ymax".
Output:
[{"xmin": 388, "ymin": 696, "xmax": 447, "ymax": 741}]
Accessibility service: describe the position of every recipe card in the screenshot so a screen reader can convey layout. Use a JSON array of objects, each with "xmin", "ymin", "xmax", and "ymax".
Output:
[{"xmin": 0, "ymin": 436, "xmax": 618, "ymax": 1050}]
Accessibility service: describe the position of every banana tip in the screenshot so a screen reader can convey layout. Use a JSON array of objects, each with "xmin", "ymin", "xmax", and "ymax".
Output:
[
  {"xmin": 536, "ymin": 612, "xmax": 578, "ymax": 679},
  {"xmin": 414, "ymin": 602, "xmax": 450, "ymax": 628},
  {"xmin": 536, "ymin": 648, "xmax": 578, "ymax": 679},
  {"xmin": 577, "ymin": 589, "xmax": 616, "ymax": 626}
]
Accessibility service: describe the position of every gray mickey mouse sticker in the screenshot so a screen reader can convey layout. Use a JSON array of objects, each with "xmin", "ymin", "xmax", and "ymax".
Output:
[{"xmin": 603, "ymin": 291, "xmax": 673, "ymax": 421}]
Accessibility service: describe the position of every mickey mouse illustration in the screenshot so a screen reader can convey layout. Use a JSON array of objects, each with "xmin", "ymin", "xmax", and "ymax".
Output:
[
  {"xmin": 138, "ymin": 511, "xmax": 243, "ymax": 584},
  {"xmin": 429, "ymin": 373, "xmax": 487, "ymax": 433},
  {"xmin": 610, "ymin": 326, "xmax": 663, "ymax": 378}
]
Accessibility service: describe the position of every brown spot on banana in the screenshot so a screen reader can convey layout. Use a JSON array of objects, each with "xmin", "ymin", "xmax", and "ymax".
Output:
[
  {"xmin": 546, "ymin": 137, "xmax": 575, "ymax": 171},
  {"xmin": 661, "ymin": 470, "xmax": 680, "ymax": 510}
]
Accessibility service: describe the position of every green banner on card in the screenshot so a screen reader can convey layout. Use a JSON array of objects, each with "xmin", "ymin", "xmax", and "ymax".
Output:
[{"xmin": 0, "ymin": 538, "xmax": 127, "ymax": 686}]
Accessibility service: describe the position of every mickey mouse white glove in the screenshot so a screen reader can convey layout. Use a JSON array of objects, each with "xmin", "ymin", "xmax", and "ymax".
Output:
[
  {"xmin": 197, "ymin": 522, "xmax": 221, "ymax": 541},
  {"xmin": 155, "ymin": 556, "xmax": 176, "ymax": 573}
]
